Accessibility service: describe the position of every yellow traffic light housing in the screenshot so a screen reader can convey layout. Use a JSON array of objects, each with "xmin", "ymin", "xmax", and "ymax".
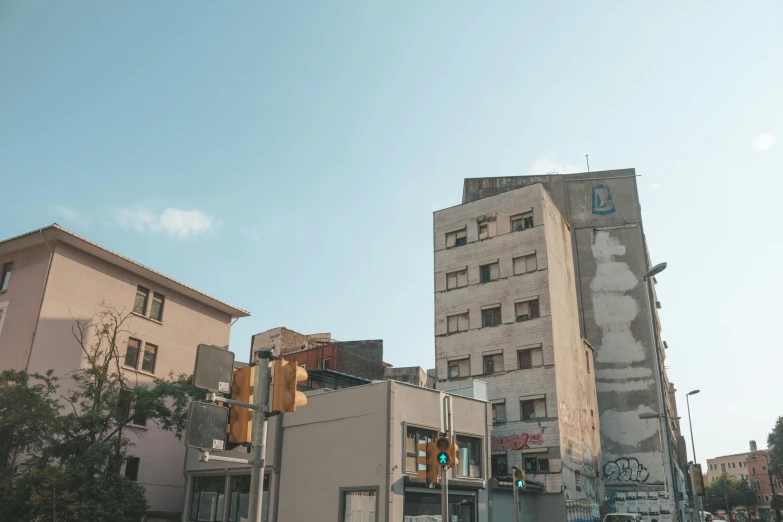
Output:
[
  {"xmin": 416, "ymin": 441, "xmax": 440, "ymax": 486},
  {"xmin": 271, "ymin": 360, "xmax": 308, "ymax": 413},
  {"xmin": 513, "ymin": 467, "xmax": 526, "ymax": 489},
  {"xmin": 446, "ymin": 439, "xmax": 460, "ymax": 469},
  {"xmin": 228, "ymin": 366, "xmax": 254, "ymax": 443}
]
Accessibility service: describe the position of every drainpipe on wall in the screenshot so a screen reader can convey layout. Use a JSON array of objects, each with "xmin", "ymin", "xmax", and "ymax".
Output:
[
  {"xmin": 25, "ymin": 230, "xmax": 56, "ymax": 371},
  {"xmin": 643, "ymin": 273, "xmax": 681, "ymax": 518}
]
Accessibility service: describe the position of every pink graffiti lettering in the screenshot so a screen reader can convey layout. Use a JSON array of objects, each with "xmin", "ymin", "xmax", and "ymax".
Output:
[{"xmin": 491, "ymin": 433, "xmax": 544, "ymax": 451}]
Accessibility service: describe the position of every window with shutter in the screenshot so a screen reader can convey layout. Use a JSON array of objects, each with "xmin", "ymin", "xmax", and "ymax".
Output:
[
  {"xmin": 447, "ymin": 313, "xmax": 469, "ymax": 334},
  {"xmin": 446, "ymin": 229, "xmax": 467, "ymax": 247},
  {"xmin": 516, "ymin": 299, "xmax": 540, "ymax": 321}
]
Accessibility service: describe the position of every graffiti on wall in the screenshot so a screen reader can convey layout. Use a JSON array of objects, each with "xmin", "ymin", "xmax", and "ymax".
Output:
[
  {"xmin": 604, "ymin": 457, "xmax": 650, "ymax": 483},
  {"xmin": 491, "ymin": 433, "xmax": 543, "ymax": 451},
  {"xmin": 591, "ymin": 184, "xmax": 616, "ymax": 215}
]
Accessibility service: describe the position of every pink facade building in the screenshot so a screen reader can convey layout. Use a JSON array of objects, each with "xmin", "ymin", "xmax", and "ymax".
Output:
[{"xmin": 0, "ymin": 224, "xmax": 249, "ymax": 521}]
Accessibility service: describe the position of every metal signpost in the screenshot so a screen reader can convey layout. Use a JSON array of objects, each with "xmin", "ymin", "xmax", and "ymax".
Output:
[{"xmin": 189, "ymin": 345, "xmax": 277, "ymax": 522}]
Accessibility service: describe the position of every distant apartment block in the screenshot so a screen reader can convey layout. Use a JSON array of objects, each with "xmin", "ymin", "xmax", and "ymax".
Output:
[
  {"xmin": 0, "ymin": 224, "xmax": 249, "ymax": 521},
  {"xmin": 434, "ymin": 183, "xmax": 603, "ymax": 520}
]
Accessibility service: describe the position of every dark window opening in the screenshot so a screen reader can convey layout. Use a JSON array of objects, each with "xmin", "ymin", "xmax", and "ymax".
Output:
[
  {"xmin": 134, "ymin": 286, "xmax": 149, "ymax": 315},
  {"xmin": 491, "ymin": 453, "xmax": 508, "ymax": 476},
  {"xmin": 125, "ymin": 338, "xmax": 141, "ymax": 368},
  {"xmin": 0, "ymin": 262, "xmax": 13, "ymax": 291},
  {"xmin": 125, "ymin": 456, "xmax": 140, "ymax": 481},
  {"xmin": 141, "ymin": 343, "xmax": 158, "ymax": 373},
  {"xmin": 482, "ymin": 307, "xmax": 501, "ymax": 327},
  {"xmin": 150, "ymin": 292, "xmax": 165, "ymax": 321},
  {"xmin": 515, "ymin": 300, "xmax": 540, "ymax": 322}
]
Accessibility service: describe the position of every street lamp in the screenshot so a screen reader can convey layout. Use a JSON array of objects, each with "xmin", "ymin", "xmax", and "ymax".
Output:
[
  {"xmin": 645, "ymin": 262, "xmax": 668, "ymax": 279},
  {"xmin": 686, "ymin": 390, "xmax": 702, "ymax": 518},
  {"xmin": 641, "ymin": 261, "xmax": 681, "ymax": 519}
]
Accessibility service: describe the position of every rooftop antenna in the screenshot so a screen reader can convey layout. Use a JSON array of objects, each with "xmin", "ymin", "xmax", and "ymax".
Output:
[{"xmin": 586, "ymin": 154, "xmax": 590, "ymax": 172}]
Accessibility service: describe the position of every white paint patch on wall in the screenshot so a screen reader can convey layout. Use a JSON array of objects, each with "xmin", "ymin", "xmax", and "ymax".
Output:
[
  {"xmin": 590, "ymin": 231, "xmax": 645, "ymax": 364},
  {"xmin": 600, "ymin": 406, "xmax": 659, "ymax": 447},
  {"xmin": 596, "ymin": 378, "xmax": 655, "ymax": 393},
  {"xmin": 596, "ymin": 367, "xmax": 654, "ymax": 392}
]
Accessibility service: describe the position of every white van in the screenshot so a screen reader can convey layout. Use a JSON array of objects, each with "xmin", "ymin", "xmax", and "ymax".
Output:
[{"xmin": 603, "ymin": 515, "xmax": 643, "ymax": 522}]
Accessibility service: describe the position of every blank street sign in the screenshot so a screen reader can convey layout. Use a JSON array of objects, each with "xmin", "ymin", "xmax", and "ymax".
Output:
[
  {"xmin": 186, "ymin": 401, "xmax": 229, "ymax": 451},
  {"xmin": 193, "ymin": 344, "xmax": 234, "ymax": 393}
]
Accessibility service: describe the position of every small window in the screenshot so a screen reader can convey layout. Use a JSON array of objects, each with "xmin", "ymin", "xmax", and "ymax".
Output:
[
  {"xmin": 491, "ymin": 453, "xmax": 508, "ymax": 476},
  {"xmin": 446, "ymin": 229, "xmax": 467, "ymax": 248},
  {"xmin": 480, "ymin": 262, "xmax": 499, "ymax": 283},
  {"xmin": 340, "ymin": 490, "xmax": 376, "ymax": 522},
  {"xmin": 482, "ymin": 307, "xmax": 501, "ymax": 327},
  {"xmin": 447, "ymin": 313, "xmax": 469, "ymax": 334},
  {"xmin": 455, "ymin": 435, "xmax": 483, "ymax": 478},
  {"xmin": 448, "ymin": 358, "xmax": 470, "ymax": 379},
  {"xmin": 446, "ymin": 269, "xmax": 468, "ymax": 290},
  {"xmin": 132, "ymin": 407, "xmax": 148, "ymax": 427},
  {"xmin": 405, "ymin": 426, "xmax": 437, "ymax": 473},
  {"xmin": 141, "ymin": 343, "xmax": 158, "ymax": 373},
  {"xmin": 524, "ymin": 456, "xmax": 540, "ymax": 472},
  {"xmin": 513, "ymin": 254, "xmax": 537, "ymax": 275},
  {"xmin": 318, "ymin": 358, "xmax": 331, "ymax": 370},
  {"xmin": 575, "ymin": 470, "xmax": 582, "ymax": 491},
  {"xmin": 762, "ymin": 465, "xmax": 767, "ymax": 471},
  {"xmin": 518, "ymin": 347, "xmax": 543, "ymax": 370},
  {"xmin": 538, "ymin": 458, "xmax": 550, "ymax": 472},
  {"xmin": 520, "ymin": 398, "xmax": 546, "ymax": 420},
  {"xmin": 511, "ymin": 211, "xmax": 534, "ymax": 232},
  {"xmin": 515, "ymin": 299, "xmax": 540, "ymax": 321},
  {"xmin": 134, "ymin": 286, "xmax": 149, "ymax": 315},
  {"xmin": 0, "ymin": 262, "xmax": 13, "ymax": 291},
  {"xmin": 478, "ymin": 220, "xmax": 497, "ymax": 240},
  {"xmin": 125, "ymin": 456, "xmax": 140, "ymax": 481},
  {"xmin": 492, "ymin": 402, "xmax": 506, "ymax": 424},
  {"xmin": 150, "ymin": 292, "xmax": 165, "ymax": 321},
  {"xmin": 483, "ymin": 353, "xmax": 504, "ymax": 374},
  {"xmin": 125, "ymin": 338, "xmax": 141, "ymax": 368}
]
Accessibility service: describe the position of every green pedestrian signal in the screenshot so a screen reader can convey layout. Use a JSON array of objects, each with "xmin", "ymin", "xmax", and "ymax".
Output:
[
  {"xmin": 513, "ymin": 468, "xmax": 526, "ymax": 489},
  {"xmin": 438, "ymin": 452, "xmax": 448, "ymax": 465}
]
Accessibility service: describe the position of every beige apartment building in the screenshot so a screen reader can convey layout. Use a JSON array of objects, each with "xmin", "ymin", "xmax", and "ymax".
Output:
[
  {"xmin": 705, "ymin": 452, "xmax": 752, "ymax": 485},
  {"xmin": 0, "ymin": 224, "xmax": 249, "ymax": 520},
  {"xmin": 182, "ymin": 379, "xmax": 492, "ymax": 522},
  {"xmin": 434, "ymin": 184, "xmax": 603, "ymax": 521}
]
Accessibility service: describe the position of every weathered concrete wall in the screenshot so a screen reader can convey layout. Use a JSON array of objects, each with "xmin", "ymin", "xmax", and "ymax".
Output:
[
  {"xmin": 434, "ymin": 184, "xmax": 564, "ymax": 496},
  {"xmin": 543, "ymin": 188, "xmax": 603, "ymax": 510},
  {"xmin": 336, "ymin": 340, "xmax": 385, "ymax": 380},
  {"xmin": 250, "ymin": 327, "xmax": 332, "ymax": 357},
  {"xmin": 461, "ymin": 171, "xmax": 672, "ymax": 497},
  {"xmin": 383, "ymin": 365, "xmax": 427, "ymax": 386}
]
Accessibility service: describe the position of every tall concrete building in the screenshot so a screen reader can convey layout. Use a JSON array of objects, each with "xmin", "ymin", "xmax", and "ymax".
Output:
[
  {"xmin": 442, "ymin": 169, "xmax": 687, "ymax": 520},
  {"xmin": 434, "ymin": 184, "xmax": 603, "ymax": 521},
  {"xmin": 0, "ymin": 224, "xmax": 249, "ymax": 520}
]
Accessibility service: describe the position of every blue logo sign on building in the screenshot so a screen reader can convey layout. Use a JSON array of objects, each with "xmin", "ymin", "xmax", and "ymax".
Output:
[{"xmin": 591, "ymin": 184, "xmax": 616, "ymax": 215}]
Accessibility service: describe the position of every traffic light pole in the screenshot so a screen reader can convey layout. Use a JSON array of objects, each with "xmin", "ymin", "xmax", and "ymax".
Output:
[
  {"xmin": 441, "ymin": 394, "xmax": 453, "ymax": 522},
  {"xmin": 512, "ymin": 469, "xmax": 520, "ymax": 522},
  {"xmin": 249, "ymin": 349, "xmax": 274, "ymax": 522}
]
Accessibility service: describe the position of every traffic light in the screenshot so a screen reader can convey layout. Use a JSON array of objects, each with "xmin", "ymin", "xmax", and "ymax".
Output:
[
  {"xmin": 513, "ymin": 467, "xmax": 526, "ymax": 489},
  {"xmin": 417, "ymin": 441, "xmax": 440, "ymax": 485},
  {"xmin": 435, "ymin": 437, "xmax": 450, "ymax": 467},
  {"xmin": 271, "ymin": 360, "xmax": 308, "ymax": 413},
  {"xmin": 228, "ymin": 366, "xmax": 254, "ymax": 443},
  {"xmin": 446, "ymin": 438, "xmax": 460, "ymax": 469},
  {"xmin": 694, "ymin": 464, "xmax": 705, "ymax": 496}
]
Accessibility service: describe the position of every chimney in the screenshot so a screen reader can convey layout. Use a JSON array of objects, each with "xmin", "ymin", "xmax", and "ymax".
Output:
[{"xmin": 750, "ymin": 440, "xmax": 758, "ymax": 453}]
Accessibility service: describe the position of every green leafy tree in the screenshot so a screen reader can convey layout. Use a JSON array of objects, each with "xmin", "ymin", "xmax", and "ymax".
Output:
[
  {"xmin": 769, "ymin": 416, "xmax": 783, "ymax": 480},
  {"xmin": 0, "ymin": 304, "xmax": 202, "ymax": 522},
  {"xmin": 0, "ymin": 369, "xmax": 61, "ymax": 491},
  {"xmin": 705, "ymin": 474, "xmax": 757, "ymax": 521}
]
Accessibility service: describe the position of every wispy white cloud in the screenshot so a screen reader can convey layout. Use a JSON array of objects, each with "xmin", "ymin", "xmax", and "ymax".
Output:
[
  {"xmin": 753, "ymin": 133, "xmax": 775, "ymax": 151},
  {"xmin": 526, "ymin": 157, "xmax": 583, "ymax": 175},
  {"xmin": 51, "ymin": 205, "xmax": 90, "ymax": 227},
  {"xmin": 112, "ymin": 206, "xmax": 215, "ymax": 239}
]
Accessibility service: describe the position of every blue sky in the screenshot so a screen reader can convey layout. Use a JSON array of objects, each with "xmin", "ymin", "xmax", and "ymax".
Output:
[{"xmin": 1, "ymin": 1, "xmax": 781, "ymax": 468}]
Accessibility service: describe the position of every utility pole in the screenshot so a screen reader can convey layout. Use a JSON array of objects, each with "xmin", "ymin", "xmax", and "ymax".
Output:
[
  {"xmin": 441, "ymin": 394, "xmax": 452, "ymax": 522},
  {"xmin": 248, "ymin": 349, "xmax": 273, "ymax": 522}
]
